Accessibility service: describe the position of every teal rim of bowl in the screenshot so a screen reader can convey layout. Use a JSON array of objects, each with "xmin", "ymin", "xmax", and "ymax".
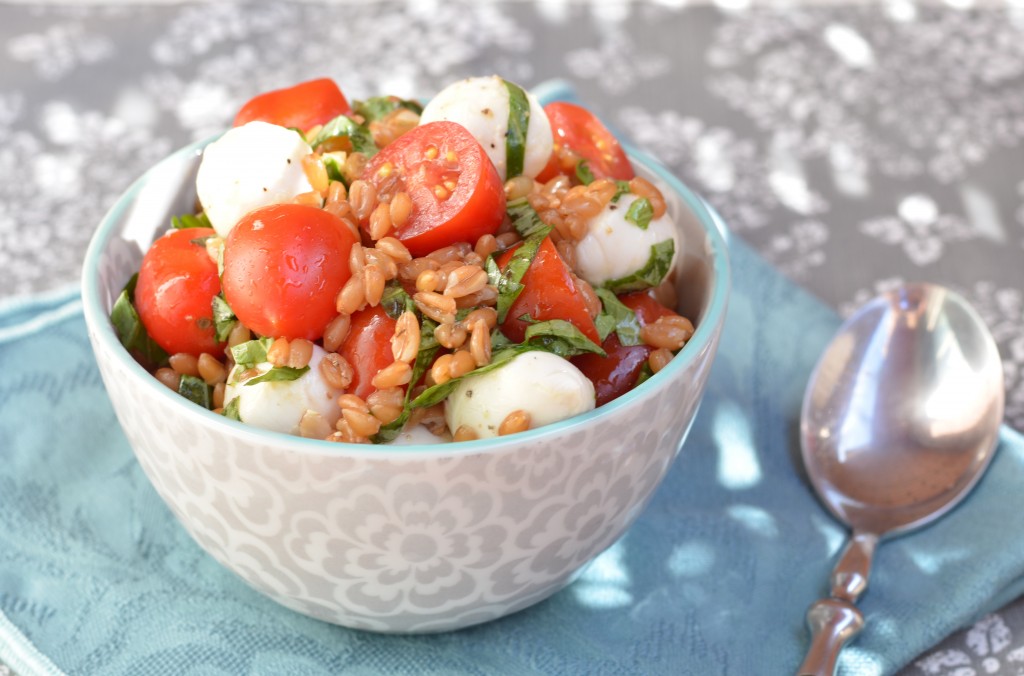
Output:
[{"xmin": 82, "ymin": 131, "xmax": 730, "ymax": 461}]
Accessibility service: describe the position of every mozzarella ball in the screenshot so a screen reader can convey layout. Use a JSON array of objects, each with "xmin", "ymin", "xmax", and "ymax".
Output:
[
  {"xmin": 574, "ymin": 194, "xmax": 681, "ymax": 288},
  {"xmin": 419, "ymin": 75, "xmax": 553, "ymax": 181},
  {"xmin": 224, "ymin": 345, "xmax": 341, "ymax": 435},
  {"xmin": 196, "ymin": 121, "xmax": 314, "ymax": 237},
  {"xmin": 444, "ymin": 351, "xmax": 595, "ymax": 439},
  {"xmin": 389, "ymin": 424, "xmax": 449, "ymax": 446}
]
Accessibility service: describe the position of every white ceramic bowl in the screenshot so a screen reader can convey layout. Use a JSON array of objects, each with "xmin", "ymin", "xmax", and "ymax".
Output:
[{"xmin": 81, "ymin": 136, "xmax": 730, "ymax": 633}]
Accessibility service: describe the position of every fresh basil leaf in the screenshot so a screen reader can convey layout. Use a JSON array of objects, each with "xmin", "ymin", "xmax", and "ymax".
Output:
[
  {"xmin": 503, "ymin": 79, "xmax": 530, "ymax": 179},
  {"xmin": 381, "ymin": 280, "xmax": 416, "ymax": 320},
  {"xmin": 506, "ymin": 197, "xmax": 551, "ymax": 239},
  {"xmin": 244, "ymin": 366, "xmax": 309, "ymax": 386},
  {"xmin": 594, "ymin": 288, "xmax": 642, "ymax": 346},
  {"xmin": 489, "ymin": 327, "xmax": 515, "ymax": 351},
  {"xmin": 486, "ymin": 230, "xmax": 549, "ymax": 323},
  {"xmin": 418, "ymin": 317, "xmax": 440, "ymax": 353},
  {"xmin": 222, "ymin": 396, "xmax": 242, "ymax": 421},
  {"xmin": 311, "ymin": 114, "xmax": 378, "ymax": 156},
  {"xmin": 611, "ymin": 180, "xmax": 631, "ymax": 203},
  {"xmin": 523, "ymin": 319, "xmax": 606, "ymax": 358},
  {"xmin": 625, "ymin": 197, "xmax": 653, "ymax": 230},
  {"xmin": 354, "ymin": 96, "xmax": 423, "ymax": 122},
  {"xmin": 230, "ymin": 338, "xmax": 273, "ymax": 370},
  {"xmin": 575, "ymin": 160, "xmax": 595, "ymax": 186},
  {"xmin": 178, "ymin": 374, "xmax": 212, "ymax": 409},
  {"xmin": 634, "ymin": 361, "xmax": 654, "ymax": 388},
  {"xmin": 171, "ymin": 212, "xmax": 212, "ymax": 230},
  {"xmin": 603, "ymin": 239, "xmax": 675, "ymax": 294},
  {"xmin": 110, "ymin": 274, "xmax": 169, "ymax": 367},
  {"xmin": 211, "ymin": 294, "xmax": 236, "ymax": 343},
  {"xmin": 410, "ymin": 345, "xmax": 533, "ymax": 409},
  {"xmin": 322, "ymin": 152, "xmax": 346, "ymax": 183}
]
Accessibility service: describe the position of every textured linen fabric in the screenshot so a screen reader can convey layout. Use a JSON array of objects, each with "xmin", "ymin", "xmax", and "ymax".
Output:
[{"xmin": 2, "ymin": 238, "xmax": 1023, "ymax": 676}]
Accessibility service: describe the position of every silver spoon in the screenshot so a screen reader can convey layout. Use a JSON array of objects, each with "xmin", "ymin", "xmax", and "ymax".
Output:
[{"xmin": 796, "ymin": 283, "xmax": 1004, "ymax": 676}]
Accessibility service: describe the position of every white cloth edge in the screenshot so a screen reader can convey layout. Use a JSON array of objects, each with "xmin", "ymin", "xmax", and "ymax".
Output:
[{"xmin": 0, "ymin": 612, "xmax": 66, "ymax": 676}]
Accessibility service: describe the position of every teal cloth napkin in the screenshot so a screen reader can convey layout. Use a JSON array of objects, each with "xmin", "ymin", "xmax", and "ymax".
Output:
[{"xmin": 3, "ymin": 238, "xmax": 1024, "ymax": 676}]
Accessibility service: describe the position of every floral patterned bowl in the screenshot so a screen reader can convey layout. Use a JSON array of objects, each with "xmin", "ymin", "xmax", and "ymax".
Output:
[{"xmin": 81, "ymin": 136, "xmax": 730, "ymax": 633}]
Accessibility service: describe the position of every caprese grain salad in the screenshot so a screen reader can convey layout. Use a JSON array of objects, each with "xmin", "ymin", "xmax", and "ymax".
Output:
[{"xmin": 110, "ymin": 75, "xmax": 695, "ymax": 444}]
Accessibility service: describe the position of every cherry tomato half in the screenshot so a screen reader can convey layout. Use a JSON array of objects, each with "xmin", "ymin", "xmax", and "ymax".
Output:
[
  {"xmin": 338, "ymin": 305, "xmax": 397, "ymax": 400},
  {"xmin": 572, "ymin": 334, "xmax": 651, "ymax": 408},
  {"xmin": 363, "ymin": 121, "xmax": 505, "ymax": 257},
  {"xmin": 540, "ymin": 102, "xmax": 634, "ymax": 182},
  {"xmin": 135, "ymin": 227, "xmax": 224, "ymax": 357},
  {"xmin": 497, "ymin": 237, "xmax": 601, "ymax": 345},
  {"xmin": 233, "ymin": 78, "xmax": 352, "ymax": 131},
  {"xmin": 573, "ymin": 291, "xmax": 682, "ymax": 405},
  {"xmin": 222, "ymin": 204, "xmax": 358, "ymax": 341}
]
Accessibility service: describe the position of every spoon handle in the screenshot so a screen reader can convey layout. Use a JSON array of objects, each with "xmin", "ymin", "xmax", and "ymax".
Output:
[
  {"xmin": 796, "ymin": 531, "xmax": 877, "ymax": 676},
  {"xmin": 796, "ymin": 598, "xmax": 865, "ymax": 676}
]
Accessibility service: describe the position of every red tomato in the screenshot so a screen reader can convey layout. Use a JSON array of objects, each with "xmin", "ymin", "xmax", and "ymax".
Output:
[
  {"xmin": 620, "ymin": 291, "xmax": 679, "ymax": 325},
  {"xmin": 573, "ymin": 291, "xmax": 682, "ymax": 405},
  {"xmin": 233, "ymin": 78, "xmax": 351, "ymax": 131},
  {"xmin": 135, "ymin": 227, "xmax": 224, "ymax": 357},
  {"xmin": 221, "ymin": 204, "xmax": 358, "ymax": 341},
  {"xmin": 497, "ymin": 237, "xmax": 600, "ymax": 345},
  {"xmin": 338, "ymin": 305, "xmax": 397, "ymax": 399},
  {"xmin": 363, "ymin": 121, "xmax": 505, "ymax": 257},
  {"xmin": 572, "ymin": 335, "xmax": 651, "ymax": 408},
  {"xmin": 542, "ymin": 102, "xmax": 634, "ymax": 181}
]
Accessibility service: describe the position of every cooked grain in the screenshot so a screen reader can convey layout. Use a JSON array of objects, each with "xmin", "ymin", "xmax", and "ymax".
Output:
[
  {"xmin": 391, "ymin": 311, "xmax": 421, "ymax": 363},
  {"xmin": 372, "ymin": 360, "xmax": 413, "ymax": 389},
  {"xmin": 641, "ymin": 315, "xmax": 695, "ymax": 350},
  {"xmin": 322, "ymin": 314, "xmax": 352, "ymax": 353},
  {"xmin": 498, "ymin": 410, "xmax": 531, "ymax": 436},
  {"xmin": 319, "ymin": 352, "xmax": 354, "ymax": 390},
  {"xmin": 649, "ymin": 348, "xmax": 673, "ymax": 373},
  {"xmin": 169, "ymin": 353, "xmax": 199, "ymax": 377},
  {"xmin": 198, "ymin": 353, "xmax": 227, "ymax": 385}
]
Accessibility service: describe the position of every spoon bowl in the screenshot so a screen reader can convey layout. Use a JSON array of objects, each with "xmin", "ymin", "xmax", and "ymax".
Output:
[{"xmin": 797, "ymin": 283, "xmax": 1004, "ymax": 676}]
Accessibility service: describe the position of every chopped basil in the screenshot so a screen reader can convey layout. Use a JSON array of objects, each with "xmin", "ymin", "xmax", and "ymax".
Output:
[
  {"xmin": 634, "ymin": 361, "xmax": 654, "ymax": 388},
  {"xmin": 410, "ymin": 345, "xmax": 532, "ymax": 410},
  {"xmin": 178, "ymin": 374, "xmax": 212, "ymax": 409},
  {"xmin": 381, "ymin": 280, "xmax": 416, "ymax": 320},
  {"xmin": 230, "ymin": 338, "xmax": 273, "ymax": 370},
  {"xmin": 288, "ymin": 127, "xmax": 308, "ymax": 143},
  {"xmin": 523, "ymin": 319, "xmax": 606, "ymax": 358},
  {"xmin": 311, "ymin": 114, "xmax": 378, "ymax": 157},
  {"xmin": 625, "ymin": 197, "xmax": 653, "ymax": 230},
  {"xmin": 503, "ymin": 78, "xmax": 530, "ymax": 179},
  {"xmin": 222, "ymin": 396, "xmax": 242, "ymax": 421},
  {"xmin": 171, "ymin": 212, "xmax": 211, "ymax": 230},
  {"xmin": 489, "ymin": 327, "xmax": 515, "ymax": 351},
  {"xmin": 575, "ymin": 160, "xmax": 595, "ymax": 186},
  {"xmin": 110, "ymin": 274, "xmax": 168, "ymax": 367},
  {"xmin": 353, "ymin": 96, "xmax": 423, "ymax": 123},
  {"xmin": 611, "ymin": 180, "xmax": 631, "ymax": 203},
  {"xmin": 244, "ymin": 366, "xmax": 309, "ymax": 386},
  {"xmin": 593, "ymin": 288, "xmax": 642, "ymax": 346},
  {"xmin": 603, "ymin": 239, "xmax": 675, "ymax": 294},
  {"xmin": 211, "ymin": 294, "xmax": 236, "ymax": 343},
  {"xmin": 485, "ymin": 229, "xmax": 549, "ymax": 323},
  {"xmin": 322, "ymin": 152, "xmax": 346, "ymax": 183},
  {"xmin": 506, "ymin": 197, "xmax": 550, "ymax": 239}
]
